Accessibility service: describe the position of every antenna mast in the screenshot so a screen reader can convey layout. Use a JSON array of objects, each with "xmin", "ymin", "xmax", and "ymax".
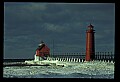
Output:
[{"xmin": 53, "ymin": 39, "xmax": 54, "ymax": 56}]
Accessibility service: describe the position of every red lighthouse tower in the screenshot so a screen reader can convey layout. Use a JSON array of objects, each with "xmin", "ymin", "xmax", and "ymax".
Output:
[{"xmin": 85, "ymin": 24, "xmax": 95, "ymax": 61}]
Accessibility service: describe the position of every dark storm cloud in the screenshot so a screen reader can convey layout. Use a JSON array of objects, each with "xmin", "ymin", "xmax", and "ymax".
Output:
[{"xmin": 4, "ymin": 3, "xmax": 115, "ymax": 59}]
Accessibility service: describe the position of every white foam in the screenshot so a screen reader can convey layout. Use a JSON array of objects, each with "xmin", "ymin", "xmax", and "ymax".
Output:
[{"xmin": 3, "ymin": 61, "xmax": 114, "ymax": 78}]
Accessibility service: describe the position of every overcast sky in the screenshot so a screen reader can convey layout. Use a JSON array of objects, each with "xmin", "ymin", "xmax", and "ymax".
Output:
[{"xmin": 4, "ymin": 2, "xmax": 115, "ymax": 59}]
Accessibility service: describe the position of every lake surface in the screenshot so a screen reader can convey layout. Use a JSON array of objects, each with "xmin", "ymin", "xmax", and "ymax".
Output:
[{"xmin": 3, "ymin": 60, "xmax": 114, "ymax": 79}]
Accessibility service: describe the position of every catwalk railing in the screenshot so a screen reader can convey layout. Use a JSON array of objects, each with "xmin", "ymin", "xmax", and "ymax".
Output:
[{"xmin": 50, "ymin": 52, "xmax": 114, "ymax": 61}]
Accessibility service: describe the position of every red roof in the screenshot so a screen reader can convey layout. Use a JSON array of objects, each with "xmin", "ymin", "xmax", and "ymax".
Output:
[
  {"xmin": 38, "ymin": 45, "xmax": 50, "ymax": 52},
  {"xmin": 36, "ymin": 43, "xmax": 50, "ymax": 57}
]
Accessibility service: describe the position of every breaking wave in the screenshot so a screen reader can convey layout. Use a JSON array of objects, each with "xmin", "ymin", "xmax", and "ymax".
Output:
[{"xmin": 3, "ymin": 61, "xmax": 114, "ymax": 78}]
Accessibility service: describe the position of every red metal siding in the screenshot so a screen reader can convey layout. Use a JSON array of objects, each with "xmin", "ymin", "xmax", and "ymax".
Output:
[
  {"xmin": 36, "ymin": 45, "xmax": 50, "ymax": 57},
  {"xmin": 85, "ymin": 24, "xmax": 95, "ymax": 61}
]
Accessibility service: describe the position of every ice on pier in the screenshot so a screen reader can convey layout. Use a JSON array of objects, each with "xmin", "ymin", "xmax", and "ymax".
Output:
[{"xmin": 3, "ymin": 60, "xmax": 114, "ymax": 78}]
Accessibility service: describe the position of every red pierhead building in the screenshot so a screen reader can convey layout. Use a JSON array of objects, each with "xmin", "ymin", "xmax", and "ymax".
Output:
[{"xmin": 35, "ymin": 41, "xmax": 50, "ymax": 60}]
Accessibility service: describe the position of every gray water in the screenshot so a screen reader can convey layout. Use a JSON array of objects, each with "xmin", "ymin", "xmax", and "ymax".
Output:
[{"xmin": 3, "ymin": 61, "xmax": 114, "ymax": 78}]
